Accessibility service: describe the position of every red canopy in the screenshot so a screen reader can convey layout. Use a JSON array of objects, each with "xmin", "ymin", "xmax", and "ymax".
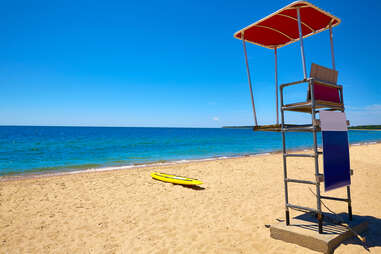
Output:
[{"xmin": 234, "ymin": 1, "xmax": 340, "ymax": 49}]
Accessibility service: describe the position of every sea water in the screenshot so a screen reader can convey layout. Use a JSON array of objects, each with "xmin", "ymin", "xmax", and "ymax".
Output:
[{"xmin": 1, "ymin": 126, "xmax": 381, "ymax": 176}]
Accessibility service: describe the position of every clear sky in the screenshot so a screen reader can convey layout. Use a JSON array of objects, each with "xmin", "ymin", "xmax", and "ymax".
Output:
[{"xmin": 1, "ymin": 0, "xmax": 380, "ymax": 127}]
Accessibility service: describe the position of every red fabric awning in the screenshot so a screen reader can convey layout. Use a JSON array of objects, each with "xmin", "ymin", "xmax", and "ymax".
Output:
[{"xmin": 234, "ymin": 1, "xmax": 341, "ymax": 49}]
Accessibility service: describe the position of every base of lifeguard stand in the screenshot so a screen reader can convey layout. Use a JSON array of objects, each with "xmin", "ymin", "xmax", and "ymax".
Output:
[{"xmin": 270, "ymin": 212, "xmax": 368, "ymax": 254}]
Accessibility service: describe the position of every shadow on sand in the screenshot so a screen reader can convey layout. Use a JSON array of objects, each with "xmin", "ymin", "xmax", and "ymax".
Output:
[
  {"xmin": 176, "ymin": 184, "xmax": 205, "ymax": 191},
  {"xmin": 286, "ymin": 212, "xmax": 381, "ymax": 252},
  {"xmin": 151, "ymin": 178, "xmax": 205, "ymax": 190},
  {"xmin": 339, "ymin": 214, "xmax": 381, "ymax": 252}
]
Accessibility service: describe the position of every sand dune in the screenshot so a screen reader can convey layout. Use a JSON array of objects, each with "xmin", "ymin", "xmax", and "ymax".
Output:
[{"xmin": 1, "ymin": 143, "xmax": 380, "ymax": 253}]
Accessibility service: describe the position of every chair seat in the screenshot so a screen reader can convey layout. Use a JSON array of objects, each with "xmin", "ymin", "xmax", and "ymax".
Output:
[{"xmin": 253, "ymin": 123, "xmax": 321, "ymax": 132}]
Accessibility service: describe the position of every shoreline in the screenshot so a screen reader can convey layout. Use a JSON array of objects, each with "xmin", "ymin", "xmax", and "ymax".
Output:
[
  {"xmin": 0, "ymin": 152, "xmax": 274, "ymax": 182},
  {"xmin": 1, "ymin": 140, "xmax": 380, "ymax": 182}
]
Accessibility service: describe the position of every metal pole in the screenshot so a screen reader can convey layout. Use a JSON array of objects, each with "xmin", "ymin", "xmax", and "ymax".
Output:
[
  {"xmin": 347, "ymin": 186, "xmax": 353, "ymax": 220},
  {"xmin": 275, "ymin": 47, "xmax": 279, "ymax": 125},
  {"xmin": 280, "ymin": 87, "xmax": 290, "ymax": 225},
  {"xmin": 296, "ymin": 8, "xmax": 307, "ymax": 79},
  {"xmin": 341, "ymin": 92, "xmax": 352, "ymax": 221},
  {"xmin": 310, "ymin": 79, "xmax": 323, "ymax": 233},
  {"xmin": 242, "ymin": 32, "xmax": 258, "ymax": 126},
  {"xmin": 329, "ymin": 24, "xmax": 336, "ymax": 70}
]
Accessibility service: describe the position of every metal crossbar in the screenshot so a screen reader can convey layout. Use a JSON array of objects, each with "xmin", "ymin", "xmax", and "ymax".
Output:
[
  {"xmin": 320, "ymin": 196, "xmax": 349, "ymax": 202},
  {"xmin": 285, "ymin": 178, "xmax": 317, "ymax": 185}
]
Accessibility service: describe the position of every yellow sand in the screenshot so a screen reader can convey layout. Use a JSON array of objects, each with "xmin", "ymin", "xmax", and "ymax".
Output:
[{"xmin": 1, "ymin": 143, "xmax": 380, "ymax": 254}]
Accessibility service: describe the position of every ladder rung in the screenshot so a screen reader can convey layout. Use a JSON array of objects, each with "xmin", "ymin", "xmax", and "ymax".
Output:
[
  {"xmin": 286, "ymin": 203, "xmax": 318, "ymax": 213},
  {"xmin": 317, "ymin": 170, "xmax": 353, "ymax": 183},
  {"xmin": 282, "ymin": 103, "xmax": 312, "ymax": 110},
  {"xmin": 282, "ymin": 126, "xmax": 315, "ymax": 132},
  {"xmin": 313, "ymin": 119, "xmax": 349, "ymax": 126},
  {"xmin": 282, "ymin": 124, "xmax": 315, "ymax": 131},
  {"xmin": 285, "ymin": 178, "xmax": 317, "ymax": 185}
]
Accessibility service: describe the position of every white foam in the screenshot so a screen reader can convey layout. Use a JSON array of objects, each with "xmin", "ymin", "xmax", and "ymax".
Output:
[
  {"xmin": 198, "ymin": 158, "xmax": 215, "ymax": 161},
  {"xmin": 42, "ymin": 154, "xmax": 265, "ymax": 177}
]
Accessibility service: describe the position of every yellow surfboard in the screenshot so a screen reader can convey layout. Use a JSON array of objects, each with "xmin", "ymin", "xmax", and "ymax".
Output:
[{"xmin": 151, "ymin": 172, "xmax": 203, "ymax": 186}]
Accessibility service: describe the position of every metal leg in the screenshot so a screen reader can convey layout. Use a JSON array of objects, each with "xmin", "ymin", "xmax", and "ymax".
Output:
[
  {"xmin": 275, "ymin": 48, "xmax": 279, "ymax": 125},
  {"xmin": 282, "ymin": 128, "xmax": 290, "ymax": 226},
  {"xmin": 241, "ymin": 32, "xmax": 258, "ymax": 127},
  {"xmin": 310, "ymin": 80, "xmax": 323, "ymax": 234},
  {"xmin": 318, "ymin": 213, "xmax": 323, "ymax": 234},
  {"xmin": 286, "ymin": 210, "xmax": 290, "ymax": 225},
  {"xmin": 280, "ymin": 87, "xmax": 290, "ymax": 225},
  {"xmin": 329, "ymin": 24, "xmax": 336, "ymax": 70},
  {"xmin": 296, "ymin": 8, "xmax": 307, "ymax": 79},
  {"xmin": 347, "ymin": 186, "xmax": 353, "ymax": 221}
]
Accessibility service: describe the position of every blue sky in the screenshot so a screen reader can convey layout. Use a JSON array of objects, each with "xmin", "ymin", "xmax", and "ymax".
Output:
[{"xmin": 1, "ymin": 0, "xmax": 380, "ymax": 127}]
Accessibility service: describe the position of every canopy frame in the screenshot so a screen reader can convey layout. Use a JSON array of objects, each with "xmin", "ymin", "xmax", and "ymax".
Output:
[
  {"xmin": 241, "ymin": 32, "xmax": 258, "ymax": 127},
  {"xmin": 234, "ymin": 1, "xmax": 341, "ymax": 49},
  {"xmin": 237, "ymin": 1, "xmax": 339, "ymax": 128}
]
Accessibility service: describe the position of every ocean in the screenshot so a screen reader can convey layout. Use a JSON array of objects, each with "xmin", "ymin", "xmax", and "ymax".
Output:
[{"xmin": 1, "ymin": 126, "xmax": 381, "ymax": 176}]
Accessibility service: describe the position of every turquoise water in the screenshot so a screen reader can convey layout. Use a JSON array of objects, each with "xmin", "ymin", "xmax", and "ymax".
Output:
[{"xmin": 1, "ymin": 126, "xmax": 381, "ymax": 176}]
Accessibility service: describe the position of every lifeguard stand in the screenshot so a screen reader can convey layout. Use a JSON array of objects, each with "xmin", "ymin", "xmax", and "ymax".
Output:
[{"xmin": 234, "ymin": 1, "xmax": 353, "ymax": 234}]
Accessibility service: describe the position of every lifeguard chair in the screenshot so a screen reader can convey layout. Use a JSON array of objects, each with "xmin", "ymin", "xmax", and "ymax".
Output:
[{"xmin": 234, "ymin": 1, "xmax": 353, "ymax": 234}]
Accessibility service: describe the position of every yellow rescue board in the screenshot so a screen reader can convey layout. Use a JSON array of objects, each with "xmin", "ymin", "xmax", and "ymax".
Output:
[{"xmin": 151, "ymin": 172, "xmax": 203, "ymax": 186}]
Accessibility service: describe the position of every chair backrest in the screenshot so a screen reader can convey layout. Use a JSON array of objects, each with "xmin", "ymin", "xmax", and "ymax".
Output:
[{"xmin": 307, "ymin": 63, "xmax": 341, "ymax": 103}]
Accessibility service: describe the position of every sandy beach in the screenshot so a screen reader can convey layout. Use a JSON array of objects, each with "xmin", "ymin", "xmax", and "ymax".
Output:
[{"xmin": 1, "ymin": 143, "xmax": 380, "ymax": 254}]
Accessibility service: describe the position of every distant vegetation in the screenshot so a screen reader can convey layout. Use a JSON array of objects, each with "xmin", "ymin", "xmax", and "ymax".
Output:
[
  {"xmin": 223, "ymin": 125, "xmax": 381, "ymax": 130},
  {"xmin": 349, "ymin": 125, "xmax": 381, "ymax": 130}
]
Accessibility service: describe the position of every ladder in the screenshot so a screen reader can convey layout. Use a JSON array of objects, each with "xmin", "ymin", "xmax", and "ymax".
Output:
[{"xmin": 280, "ymin": 78, "xmax": 352, "ymax": 234}]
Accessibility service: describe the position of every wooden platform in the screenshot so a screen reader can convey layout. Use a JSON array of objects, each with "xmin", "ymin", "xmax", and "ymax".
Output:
[
  {"xmin": 253, "ymin": 124, "xmax": 320, "ymax": 132},
  {"xmin": 270, "ymin": 212, "xmax": 368, "ymax": 254}
]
